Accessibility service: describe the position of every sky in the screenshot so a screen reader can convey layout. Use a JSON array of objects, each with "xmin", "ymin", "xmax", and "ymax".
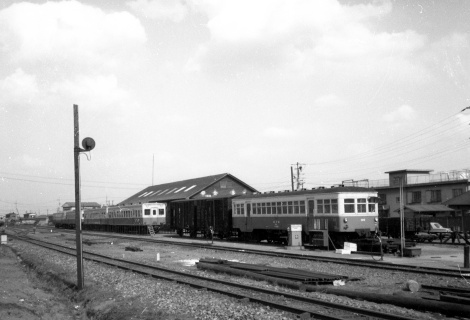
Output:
[{"xmin": 1, "ymin": 0, "xmax": 470, "ymax": 216}]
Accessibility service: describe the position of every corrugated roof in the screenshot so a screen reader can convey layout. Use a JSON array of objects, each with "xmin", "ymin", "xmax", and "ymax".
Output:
[
  {"xmin": 443, "ymin": 190, "xmax": 470, "ymax": 206},
  {"xmin": 118, "ymin": 173, "xmax": 257, "ymax": 205},
  {"xmin": 385, "ymin": 169, "xmax": 433, "ymax": 174},
  {"xmin": 395, "ymin": 204, "xmax": 455, "ymax": 212}
]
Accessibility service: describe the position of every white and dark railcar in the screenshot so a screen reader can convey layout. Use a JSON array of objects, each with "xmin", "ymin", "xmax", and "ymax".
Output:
[
  {"xmin": 232, "ymin": 186, "xmax": 379, "ymax": 245},
  {"xmin": 54, "ymin": 203, "xmax": 167, "ymax": 234}
]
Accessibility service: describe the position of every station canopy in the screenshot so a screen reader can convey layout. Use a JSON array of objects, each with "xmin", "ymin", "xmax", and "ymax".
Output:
[{"xmin": 394, "ymin": 204, "xmax": 455, "ymax": 214}]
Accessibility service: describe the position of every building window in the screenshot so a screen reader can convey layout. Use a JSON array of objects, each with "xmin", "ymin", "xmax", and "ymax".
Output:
[
  {"xmin": 431, "ymin": 190, "xmax": 441, "ymax": 202},
  {"xmin": 378, "ymin": 193, "xmax": 387, "ymax": 205},
  {"xmin": 412, "ymin": 191, "xmax": 421, "ymax": 203},
  {"xmin": 452, "ymin": 189, "xmax": 463, "ymax": 198}
]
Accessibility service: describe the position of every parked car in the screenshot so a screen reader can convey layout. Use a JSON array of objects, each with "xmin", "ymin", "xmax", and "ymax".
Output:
[
  {"xmin": 411, "ymin": 232, "xmax": 438, "ymax": 243},
  {"xmin": 428, "ymin": 222, "xmax": 452, "ymax": 234},
  {"xmin": 354, "ymin": 238, "xmax": 398, "ymax": 253}
]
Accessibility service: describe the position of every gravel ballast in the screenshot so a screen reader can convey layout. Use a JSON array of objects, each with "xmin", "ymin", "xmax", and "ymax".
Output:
[{"xmin": 5, "ymin": 230, "xmax": 470, "ymax": 320}]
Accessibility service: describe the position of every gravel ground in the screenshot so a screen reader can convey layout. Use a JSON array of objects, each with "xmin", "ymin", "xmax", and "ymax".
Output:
[{"xmin": 6, "ymin": 230, "xmax": 470, "ymax": 320}]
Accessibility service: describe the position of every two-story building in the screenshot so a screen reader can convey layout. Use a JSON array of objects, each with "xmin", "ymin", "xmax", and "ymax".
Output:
[{"xmin": 369, "ymin": 169, "xmax": 470, "ymax": 219}]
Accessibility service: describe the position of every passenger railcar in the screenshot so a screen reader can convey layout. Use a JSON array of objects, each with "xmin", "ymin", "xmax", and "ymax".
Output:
[
  {"xmin": 232, "ymin": 187, "xmax": 379, "ymax": 245},
  {"xmin": 54, "ymin": 202, "xmax": 167, "ymax": 234}
]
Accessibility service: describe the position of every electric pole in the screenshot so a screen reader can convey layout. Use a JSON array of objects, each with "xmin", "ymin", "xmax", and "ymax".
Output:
[
  {"xmin": 291, "ymin": 162, "xmax": 305, "ymax": 191},
  {"xmin": 73, "ymin": 104, "xmax": 96, "ymax": 290}
]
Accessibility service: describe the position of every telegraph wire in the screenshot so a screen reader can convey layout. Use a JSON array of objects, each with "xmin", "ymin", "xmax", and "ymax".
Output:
[
  {"xmin": 305, "ymin": 110, "xmax": 467, "ymax": 166},
  {"xmin": 0, "ymin": 171, "xmax": 147, "ymax": 187}
]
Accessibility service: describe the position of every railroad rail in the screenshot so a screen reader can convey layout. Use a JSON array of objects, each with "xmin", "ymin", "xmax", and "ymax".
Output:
[
  {"xmin": 11, "ymin": 225, "xmax": 470, "ymax": 278},
  {"xmin": 8, "ymin": 233, "xmax": 417, "ymax": 320}
]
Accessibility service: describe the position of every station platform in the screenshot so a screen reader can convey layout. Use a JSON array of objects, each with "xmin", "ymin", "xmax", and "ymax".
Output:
[{"xmin": 154, "ymin": 234, "xmax": 470, "ymax": 272}]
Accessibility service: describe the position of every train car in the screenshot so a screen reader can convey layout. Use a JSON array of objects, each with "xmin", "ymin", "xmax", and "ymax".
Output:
[
  {"xmin": 53, "ymin": 211, "xmax": 82, "ymax": 229},
  {"xmin": 232, "ymin": 186, "xmax": 379, "ymax": 246},
  {"xmin": 82, "ymin": 203, "xmax": 167, "ymax": 234},
  {"xmin": 170, "ymin": 199, "xmax": 232, "ymax": 238}
]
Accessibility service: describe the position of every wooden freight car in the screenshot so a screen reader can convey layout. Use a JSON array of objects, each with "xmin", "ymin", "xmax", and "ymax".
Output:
[{"xmin": 170, "ymin": 199, "xmax": 232, "ymax": 239}]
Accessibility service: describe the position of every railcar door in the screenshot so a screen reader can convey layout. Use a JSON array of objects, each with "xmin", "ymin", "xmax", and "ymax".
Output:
[
  {"xmin": 245, "ymin": 202, "xmax": 253, "ymax": 232},
  {"xmin": 307, "ymin": 198, "xmax": 316, "ymax": 231}
]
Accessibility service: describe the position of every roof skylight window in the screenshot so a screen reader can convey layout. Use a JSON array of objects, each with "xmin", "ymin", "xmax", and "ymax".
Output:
[
  {"xmin": 174, "ymin": 186, "xmax": 186, "ymax": 193},
  {"xmin": 185, "ymin": 185, "xmax": 197, "ymax": 192}
]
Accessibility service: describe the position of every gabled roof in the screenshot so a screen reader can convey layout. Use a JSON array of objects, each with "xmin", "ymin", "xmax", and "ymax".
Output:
[
  {"xmin": 443, "ymin": 190, "xmax": 470, "ymax": 206},
  {"xmin": 118, "ymin": 173, "xmax": 257, "ymax": 205},
  {"xmin": 62, "ymin": 202, "xmax": 101, "ymax": 208}
]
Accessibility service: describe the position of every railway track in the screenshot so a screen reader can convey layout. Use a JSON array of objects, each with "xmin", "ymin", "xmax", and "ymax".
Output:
[
  {"xmin": 9, "ymin": 232, "xmax": 417, "ymax": 320},
  {"xmin": 32, "ymin": 226, "xmax": 470, "ymax": 279}
]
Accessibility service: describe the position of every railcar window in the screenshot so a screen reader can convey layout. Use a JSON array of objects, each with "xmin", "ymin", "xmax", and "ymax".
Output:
[
  {"xmin": 344, "ymin": 199, "xmax": 355, "ymax": 213},
  {"xmin": 267, "ymin": 203, "xmax": 272, "ymax": 214},
  {"xmin": 357, "ymin": 199, "xmax": 367, "ymax": 213},
  {"xmin": 332, "ymin": 199, "xmax": 338, "ymax": 213},
  {"xmin": 235, "ymin": 204, "xmax": 243, "ymax": 215},
  {"xmin": 324, "ymin": 200, "xmax": 331, "ymax": 213},
  {"xmin": 153, "ymin": 210, "xmax": 157, "ymax": 215},
  {"xmin": 262, "ymin": 203, "xmax": 266, "ymax": 214},
  {"xmin": 144, "ymin": 209, "xmax": 150, "ymax": 216},
  {"xmin": 277, "ymin": 202, "xmax": 282, "ymax": 214},
  {"xmin": 288, "ymin": 201, "xmax": 293, "ymax": 214},
  {"xmin": 317, "ymin": 200, "xmax": 323, "ymax": 213},
  {"xmin": 159, "ymin": 209, "xmax": 164, "ymax": 215},
  {"xmin": 294, "ymin": 201, "xmax": 299, "ymax": 214},
  {"xmin": 299, "ymin": 201, "xmax": 305, "ymax": 214},
  {"xmin": 282, "ymin": 202, "xmax": 288, "ymax": 214},
  {"xmin": 271, "ymin": 203, "xmax": 277, "ymax": 214}
]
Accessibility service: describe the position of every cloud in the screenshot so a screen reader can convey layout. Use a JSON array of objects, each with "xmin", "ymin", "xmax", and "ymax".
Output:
[
  {"xmin": 427, "ymin": 33, "xmax": 470, "ymax": 89},
  {"xmin": 262, "ymin": 126, "xmax": 296, "ymax": 138},
  {"xmin": 1, "ymin": 69, "xmax": 39, "ymax": 104},
  {"xmin": 50, "ymin": 74, "xmax": 129, "ymax": 108},
  {"xmin": 312, "ymin": 94, "xmax": 347, "ymax": 109},
  {"xmin": 0, "ymin": 1, "xmax": 146, "ymax": 69},
  {"xmin": 383, "ymin": 105, "xmax": 416, "ymax": 122},
  {"xmin": 187, "ymin": 0, "xmax": 430, "ymax": 83},
  {"xmin": 127, "ymin": 0, "xmax": 189, "ymax": 22}
]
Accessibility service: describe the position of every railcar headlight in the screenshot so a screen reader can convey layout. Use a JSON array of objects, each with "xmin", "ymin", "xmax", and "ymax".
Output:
[
  {"xmin": 343, "ymin": 218, "xmax": 348, "ymax": 223},
  {"xmin": 374, "ymin": 217, "xmax": 378, "ymax": 222}
]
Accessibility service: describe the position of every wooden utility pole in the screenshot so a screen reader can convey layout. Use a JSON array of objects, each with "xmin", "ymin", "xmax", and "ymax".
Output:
[
  {"xmin": 73, "ymin": 104, "xmax": 84, "ymax": 290},
  {"xmin": 290, "ymin": 166, "xmax": 294, "ymax": 191}
]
